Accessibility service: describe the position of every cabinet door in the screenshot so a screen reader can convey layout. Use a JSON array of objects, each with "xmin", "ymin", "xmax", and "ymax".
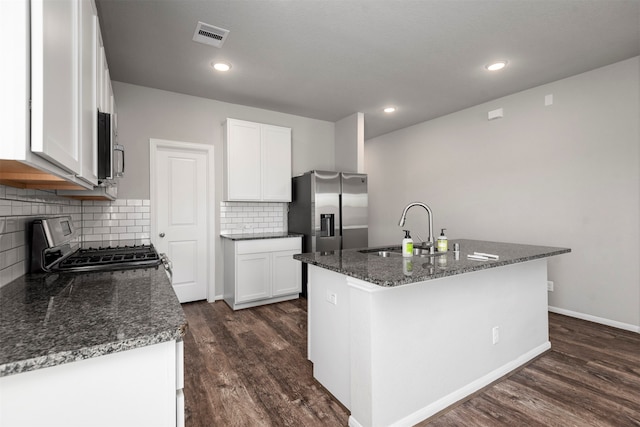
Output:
[
  {"xmin": 225, "ymin": 120, "xmax": 261, "ymax": 201},
  {"xmin": 236, "ymin": 253, "xmax": 271, "ymax": 303},
  {"xmin": 96, "ymin": 35, "xmax": 106, "ymax": 112},
  {"xmin": 272, "ymin": 250, "xmax": 302, "ymax": 297},
  {"xmin": 31, "ymin": 0, "xmax": 82, "ymax": 175},
  {"xmin": 261, "ymin": 125, "xmax": 292, "ymax": 201},
  {"xmin": 78, "ymin": 0, "xmax": 98, "ymax": 185},
  {"xmin": 0, "ymin": 0, "xmax": 29, "ymax": 161}
]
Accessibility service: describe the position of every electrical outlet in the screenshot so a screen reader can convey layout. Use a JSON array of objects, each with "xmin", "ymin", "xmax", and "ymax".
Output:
[
  {"xmin": 547, "ymin": 280, "xmax": 554, "ymax": 292},
  {"xmin": 492, "ymin": 326, "xmax": 500, "ymax": 344},
  {"xmin": 326, "ymin": 292, "xmax": 337, "ymax": 305}
]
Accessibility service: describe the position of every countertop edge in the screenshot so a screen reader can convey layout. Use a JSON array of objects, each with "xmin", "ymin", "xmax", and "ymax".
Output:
[{"xmin": 0, "ymin": 325, "xmax": 187, "ymax": 377}]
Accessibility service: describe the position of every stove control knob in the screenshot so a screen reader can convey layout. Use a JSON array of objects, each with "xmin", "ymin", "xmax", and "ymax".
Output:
[{"xmin": 159, "ymin": 232, "xmax": 165, "ymax": 238}]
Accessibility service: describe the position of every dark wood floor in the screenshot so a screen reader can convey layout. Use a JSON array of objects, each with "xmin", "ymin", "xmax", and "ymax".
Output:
[{"xmin": 182, "ymin": 299, "xmax": 640, "ymax": 427}]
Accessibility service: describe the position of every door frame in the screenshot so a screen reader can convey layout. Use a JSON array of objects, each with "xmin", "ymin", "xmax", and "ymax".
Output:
[{"xmin": 150, "ymin": 138, "xmax": 216, "ymax": 302}]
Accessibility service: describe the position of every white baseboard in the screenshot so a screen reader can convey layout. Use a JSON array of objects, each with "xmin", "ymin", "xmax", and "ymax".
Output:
[
  {"xmin": 207, "ymin": 294, "xmax": 224, "ymax": 303},
  {"xmin": 548, "ymin": 306, "xmax": 640, "ymax": 333}
]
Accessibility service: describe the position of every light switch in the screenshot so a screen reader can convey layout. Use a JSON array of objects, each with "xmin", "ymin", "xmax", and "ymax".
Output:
[{"xmin": 545, "ymin": 94, "xmax": 553, "ymax": 106}]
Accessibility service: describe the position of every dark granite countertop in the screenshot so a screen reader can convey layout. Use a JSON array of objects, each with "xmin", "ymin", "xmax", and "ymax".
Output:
[
  {"xmin": 0, "ymin": 267, "xmax": 187, "ymax": 377},
  {"xmin": 293, "ymin": 239, "xmax": 570, "ymax": 287},
  {"xmin": 220, "ymin": 232, "xmax": 303, "ymax": 241}
]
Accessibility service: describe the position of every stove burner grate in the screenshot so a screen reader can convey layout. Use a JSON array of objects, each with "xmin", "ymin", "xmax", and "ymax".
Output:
[{"xmin": 56, "ymin": 244, "xmax": 161, "ymax": 271}]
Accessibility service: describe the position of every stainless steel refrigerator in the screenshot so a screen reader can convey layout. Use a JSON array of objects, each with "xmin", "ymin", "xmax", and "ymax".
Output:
[{"xmin": 288, "ymin": 171, "xmax": 368, "ymax": 295}]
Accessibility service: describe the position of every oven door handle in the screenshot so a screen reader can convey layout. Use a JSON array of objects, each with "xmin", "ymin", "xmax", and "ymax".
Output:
[{"xmin": 160, "ymin": 253, "xmax": 173, "ymax": 282}]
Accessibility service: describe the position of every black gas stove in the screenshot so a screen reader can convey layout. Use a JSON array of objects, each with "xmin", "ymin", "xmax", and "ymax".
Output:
[{"xmin": 30, "ymin": 217, "xmax": 168, "ymax": 274}]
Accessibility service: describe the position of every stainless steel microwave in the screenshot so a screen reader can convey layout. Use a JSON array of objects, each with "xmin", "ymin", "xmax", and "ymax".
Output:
[{"xmin": 97, "ymin": 111, "xmax": 124, "ymax": 181}]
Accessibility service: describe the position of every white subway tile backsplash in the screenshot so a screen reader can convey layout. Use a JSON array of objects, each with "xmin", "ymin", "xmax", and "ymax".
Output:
[
  {"xmin": 79, "ymin": 199, "xmax": 151, "ymax": 245},
  {"xmin": 0, "ymin": 185, "xmax": 82, "ymax": 288},
  {"xmin": 0, "ymin": 188, "xmax": 153, "ymax": 288},
  {"xmin": 219, "ymin": 201, "xmax": 287, "ymax": 235}
]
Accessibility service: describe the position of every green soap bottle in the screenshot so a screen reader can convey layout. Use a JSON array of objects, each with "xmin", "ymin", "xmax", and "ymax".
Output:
[{"xmin": 437, "ymin": 228, "xmax": 448, "ymax": 252}]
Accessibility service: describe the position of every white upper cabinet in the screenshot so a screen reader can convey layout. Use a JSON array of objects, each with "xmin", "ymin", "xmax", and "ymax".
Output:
[
  {"xmin": 30, "ymin": 0, "xmax": 82, "ymax": 175},
  {"xmin": 0, "ymin": 0, "xmax": 112, "ymax": 191},
  {"xmin": 223, "ymin": 118, "xmax": 292, "ymax": 202}
]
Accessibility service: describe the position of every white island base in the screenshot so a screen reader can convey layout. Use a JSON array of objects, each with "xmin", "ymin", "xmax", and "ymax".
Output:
[{"xmin": 307, "ymin": 259, "xmax": 550, "ymax": 427}]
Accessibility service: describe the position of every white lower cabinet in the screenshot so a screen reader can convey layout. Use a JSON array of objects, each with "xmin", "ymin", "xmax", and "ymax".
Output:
[
  {"xmin": 0, "ymin": 340, "xmax": 184, "ymax": 427},
  {"xmin": 224, "ymin": 237, "xmax": 302, "ymax": 310}
]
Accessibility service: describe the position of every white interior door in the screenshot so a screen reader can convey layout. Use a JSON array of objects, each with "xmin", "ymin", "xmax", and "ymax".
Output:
[{"xmin": 151, "ymin": 140, "xmax": 214, "ymax": 303}]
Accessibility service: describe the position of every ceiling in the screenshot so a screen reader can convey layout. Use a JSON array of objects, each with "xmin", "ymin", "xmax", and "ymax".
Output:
[{"xmin": 95, "ymin": 0, "xmax": 640, "ymax": 140}]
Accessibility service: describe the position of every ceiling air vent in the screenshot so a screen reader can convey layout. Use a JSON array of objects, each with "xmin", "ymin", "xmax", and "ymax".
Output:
[{"xmin": 192, "ymin": 21, "xmax": 230, "ymax": 48}]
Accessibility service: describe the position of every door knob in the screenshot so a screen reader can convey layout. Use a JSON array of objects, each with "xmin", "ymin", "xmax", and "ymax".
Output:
[{"xmin": 159, "ymin": 232, "xmax": 165, "ymax": 238}]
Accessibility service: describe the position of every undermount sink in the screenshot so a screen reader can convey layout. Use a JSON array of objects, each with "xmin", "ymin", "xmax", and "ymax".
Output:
[
  {"xmin": 359, "ymin": 248, "xmax": 401, "ymax": 257},
  {"xmin": 359, "ymin": 247, "xmax": 447, "ymax": 257}
]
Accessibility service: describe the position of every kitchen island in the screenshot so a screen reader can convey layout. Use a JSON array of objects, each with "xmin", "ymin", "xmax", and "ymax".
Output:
[
  {"xmin": 0, "ymin": 266, "xmax": 187, "ymax": 427},
  {"xmin": 294, "ymin": 239, "xmax": 570, "ymax": 427}
]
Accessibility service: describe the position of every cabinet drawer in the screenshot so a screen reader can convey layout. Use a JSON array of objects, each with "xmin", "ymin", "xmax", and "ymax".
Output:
[{"xmin": 236, "ymin": 237, "xmax": 301, "ymax": 255}]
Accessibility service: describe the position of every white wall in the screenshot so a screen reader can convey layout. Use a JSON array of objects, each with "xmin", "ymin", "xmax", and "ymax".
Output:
[
  {"xmin": 365, "ymin": 57, "xmax": 640, "ymax": 329},
  {"xmin": 113, "ymin": 81, "xmax": 335, "ymax": 200},
  {"xmin": 335, "ymin": 112, "xmax": 364, "ymax": 173},
  {"xmin": 112, "ymin": 81, "xmax": 335, "ymax": 298}
]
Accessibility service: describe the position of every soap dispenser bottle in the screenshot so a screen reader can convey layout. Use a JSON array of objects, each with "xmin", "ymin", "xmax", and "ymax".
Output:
[
  {"xmin": 402, "ymin": 230, "xmax": 413, "ymax": 257},
  {"xmin": 437, "ymin": 228, "xmax": 448, "ymax": 252}
]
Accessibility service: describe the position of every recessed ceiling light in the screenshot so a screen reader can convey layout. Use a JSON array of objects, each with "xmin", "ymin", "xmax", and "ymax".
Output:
[
  {"xmin": 212, "ymin": 62, "xmax": 231, "ymax": 72},
  {"xmin": 485, "ymin": 61, "xmax": 507, "ymax": 71},
  {"xmin": 383, "ymin": 107, "xmax": 396, "ymax": 113}
]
